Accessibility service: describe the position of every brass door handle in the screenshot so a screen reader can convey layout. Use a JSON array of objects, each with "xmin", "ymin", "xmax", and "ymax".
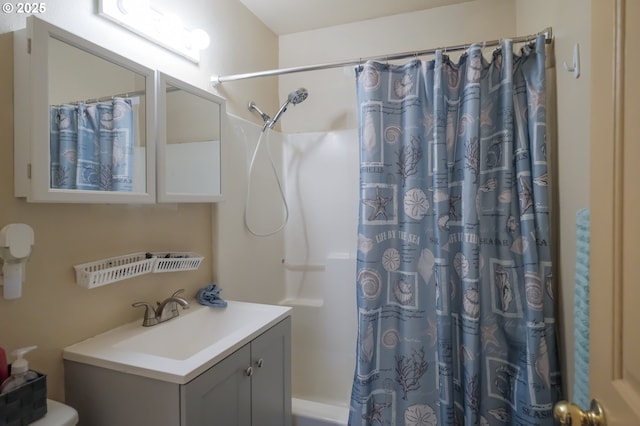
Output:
[{"xmin": 554, "ymin": 399, "xmax": 606, "ymax": 426}]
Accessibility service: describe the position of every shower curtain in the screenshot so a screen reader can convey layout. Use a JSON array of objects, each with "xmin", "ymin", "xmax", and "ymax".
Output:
[
  {"xmin": 50, "ymin": 97, "xmax": 134, "ymax": 191},
  {"xmin": 349, "ymin": 36, "xmax": 561, "ymax": 426}
]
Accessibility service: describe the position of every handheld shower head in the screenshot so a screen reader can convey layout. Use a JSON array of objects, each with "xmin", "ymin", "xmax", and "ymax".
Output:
[
  {"xmin": 269, "ymin": 87, "xmax": 309, "ymax": 128},
  {"xmin": 288, "ymin": 88, "xmax": 308, "ymax": 105},
  {"xmin": 248, "ymin": 88, "xmax": 309, "ymax": 130}
]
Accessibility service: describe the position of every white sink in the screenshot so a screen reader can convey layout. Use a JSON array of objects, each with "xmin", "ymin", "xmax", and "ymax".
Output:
[
  {"xmin": 63, "ymin": 300, "xmax": 291, "ymax": 384},
  {"xmin": 113, "ymin": 302, "xmax": 264, "ymax": 360}
]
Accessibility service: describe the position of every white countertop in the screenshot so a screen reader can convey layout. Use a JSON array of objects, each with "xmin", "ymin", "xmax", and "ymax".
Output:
[{"xmin": 63, "ymin": 300, "xmax": 291, "ymax": 384}]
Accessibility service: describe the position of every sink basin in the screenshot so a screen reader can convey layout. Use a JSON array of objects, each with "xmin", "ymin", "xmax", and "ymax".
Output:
[
  {"xmin": 63, "ymin": 300, "xmax": 291, "ymax": 384},
  {"xmin": 113, "ymin": 302, "xmax": 264, "ymax": 360}
]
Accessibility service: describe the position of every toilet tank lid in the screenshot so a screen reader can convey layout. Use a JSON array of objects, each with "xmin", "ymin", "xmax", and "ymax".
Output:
[{"xmin": 31, "ymin": 400, "xmax": 79, "ymax": 426}]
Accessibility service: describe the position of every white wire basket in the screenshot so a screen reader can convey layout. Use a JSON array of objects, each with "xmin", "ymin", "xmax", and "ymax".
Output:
[
  {"xmin": 74, "ymin": 253, "xmax": 155, "ymax": 289},
  {"xmin": 150, "ymin": 252, "xmax": 204, "ymax": 273}
]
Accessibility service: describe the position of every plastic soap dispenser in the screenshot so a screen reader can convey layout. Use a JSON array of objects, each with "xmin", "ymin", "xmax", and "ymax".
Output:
[{"xmin": 0, "ymin": 345, "xmax": 38, "ymax": 394}]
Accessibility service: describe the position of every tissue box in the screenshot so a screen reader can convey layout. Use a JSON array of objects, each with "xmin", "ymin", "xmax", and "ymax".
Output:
[{"xmin": 0, "ymin": 372, "xmax": 47, "ymax": 426}]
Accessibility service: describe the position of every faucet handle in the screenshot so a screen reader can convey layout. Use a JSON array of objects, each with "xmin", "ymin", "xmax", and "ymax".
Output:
[
  {"xmin": 132, "ymin": 302, "xmax": 158, "ymax": 327},
  {"xmin": 156, "ymin": 290, "xmax": 185, "ymax": 305},
  {"xmin": 132, "ymin": 301, "xmax": 153, "ymax": 311}
]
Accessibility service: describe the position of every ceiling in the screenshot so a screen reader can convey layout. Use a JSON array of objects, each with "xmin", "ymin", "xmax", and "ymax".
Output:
[{"xmin": 237, "ymin": 0, "xmax": 471, "ymax": 35}]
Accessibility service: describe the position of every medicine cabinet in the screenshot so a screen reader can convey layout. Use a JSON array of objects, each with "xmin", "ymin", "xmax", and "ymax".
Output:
[
  {"xmin": 14, "ymin": 17, "xmax": 156, "ymax": 203},
  {"xmin": 157, "ymin": 73, "xmax": 223, "ymax": 203},
  {"xmin": 14, "ymin": 17, "xmax": 225, "ymax": 204}
]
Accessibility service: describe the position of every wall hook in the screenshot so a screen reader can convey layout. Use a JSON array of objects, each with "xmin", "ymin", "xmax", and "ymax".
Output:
[{"xmin": 563, "ymin": 43, "xmax": 580, "ymax": 79}]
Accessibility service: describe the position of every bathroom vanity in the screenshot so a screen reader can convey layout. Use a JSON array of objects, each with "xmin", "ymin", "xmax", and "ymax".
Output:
[{"xmin": 62, "ymin": 301, "xmax": 291, "ymax": 426}]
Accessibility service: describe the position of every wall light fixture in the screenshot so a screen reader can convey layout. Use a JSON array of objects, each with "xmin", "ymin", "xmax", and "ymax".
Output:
[{"xmin": 99, "ymin": 0, "xmax": 210, "ymax": 63}]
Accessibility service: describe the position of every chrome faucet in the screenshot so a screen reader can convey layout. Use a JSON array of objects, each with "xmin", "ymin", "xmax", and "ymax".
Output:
[
  {"xmin": 132, "ymin": 289, "xmax": 190, "ymax": 327},
  {"xmin": 156, "ymin": 289, "xmax": 190, "ymax": 322}
]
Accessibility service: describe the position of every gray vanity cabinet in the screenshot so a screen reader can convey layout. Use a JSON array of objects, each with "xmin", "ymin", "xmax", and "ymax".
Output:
[
  {"xmin": 251, "ymin": 317, "xmax": 292, "ymax": 425},
  {"xmin": 65, "ymin": 317, "xmax": 291, "ymax": 426},
  {"xmin": 181, "ymin": 318, "xmax": 291, "ymax": 425}
]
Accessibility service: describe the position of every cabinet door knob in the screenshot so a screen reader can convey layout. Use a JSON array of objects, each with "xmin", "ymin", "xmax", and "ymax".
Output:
[
  {"xmin": 256, "ymin": 358, "xmax": 264, "ymax": 368},
  {"xmin": 245, "ymin": 366, "xmax": 253, "ymax": 377}
]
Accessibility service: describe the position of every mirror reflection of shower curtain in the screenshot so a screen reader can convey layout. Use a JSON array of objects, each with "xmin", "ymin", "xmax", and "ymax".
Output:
[
  {"xmin": 349, "ymin": 35, "xmax": 561, "ymax": 425},
  {"xmin": 50, "ymin": 97, "xmax": 134, "ymax": 191}
]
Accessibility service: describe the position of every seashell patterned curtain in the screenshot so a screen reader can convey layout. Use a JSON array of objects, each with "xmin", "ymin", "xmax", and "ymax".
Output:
[
  {"xmin": 350, "ymin": 35, "xmax": 561, "ymax": 425},
  {"xmin": 50, "ymin": 97, "xmax": 134, "ymax": 192}
]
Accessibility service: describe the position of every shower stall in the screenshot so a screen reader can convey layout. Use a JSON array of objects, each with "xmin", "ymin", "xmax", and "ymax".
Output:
[
  {"xmin": 281, "ymin": 129, "xmax": 359, "ymax": 425},
  {"xmin": 217, "ymin": 13, "xmax": 561, "ymax": 424},
  {"xmin": 226, "ymin": 83, "xmax": 358, "ymax": 423},
  {"xmin": 228, "ymin": 107, "xmax": 358, "ymax": 424}
]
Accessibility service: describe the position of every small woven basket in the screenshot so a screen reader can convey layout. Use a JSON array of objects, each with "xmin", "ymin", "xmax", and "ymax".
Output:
[{"xmin": 0, "ymin": 372, "xmax": 47, "ymax": 426}]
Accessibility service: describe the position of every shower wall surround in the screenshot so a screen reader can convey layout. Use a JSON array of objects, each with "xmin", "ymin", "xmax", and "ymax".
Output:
[
  {"xmin": 219, "ymin": 116, "xmax": 358, "ymax": 408},
  {"xmin": 282, "ymin": 129, "xmax": 359, "ymax": 406}
]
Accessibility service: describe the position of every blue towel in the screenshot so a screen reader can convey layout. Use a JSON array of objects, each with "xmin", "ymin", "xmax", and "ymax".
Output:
[
  {"xmin": 573, "ymin": 208, "xmax": 590, "ymax": 410},
  {"xmin": 197, "ymin": 283, "xmax": 227, "ymax": 308}
]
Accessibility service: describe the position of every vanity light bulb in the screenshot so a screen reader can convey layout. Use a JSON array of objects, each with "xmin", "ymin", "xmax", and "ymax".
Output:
[
  {"xmin": 118, "ymin": 0, "xmax": 149, "ymax": 16},
  {"xmin": 100, "ymin": 0, "xmax": 204, "ymax": 62},
  {"xmin": 190, "ymin": 29, "xmax": 210, "ymax": 50},
  {"xmin": 116, "ymin": 0, "xmax": 127, "ymax": 14}
]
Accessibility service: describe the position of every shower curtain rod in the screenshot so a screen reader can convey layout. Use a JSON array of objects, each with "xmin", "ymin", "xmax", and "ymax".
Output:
[
  {"xmin": 59, "ymin": 87, "xmax": 181, "ymax": 106},
  {"xmin": 57, "ymin": 90, "xmax": 144, "ymax": 106},
  {"xmin": 211, "ymin": 27, "xmax": 552, "ymax": 86}
]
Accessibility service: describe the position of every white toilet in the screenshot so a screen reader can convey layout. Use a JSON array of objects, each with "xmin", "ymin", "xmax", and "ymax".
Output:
[{"xmin": 31, "ymin": 400, "xmax": 78, "ymax": 426}]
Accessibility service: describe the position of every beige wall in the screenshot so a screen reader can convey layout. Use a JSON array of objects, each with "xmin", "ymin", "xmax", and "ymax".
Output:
[
  {"xmin": 0, "ymin": 0, "xmax": 278, "ymax": 401},
  {"xmin": 214, "ymin": 116, "xmax": 288, "ymax": 304}
]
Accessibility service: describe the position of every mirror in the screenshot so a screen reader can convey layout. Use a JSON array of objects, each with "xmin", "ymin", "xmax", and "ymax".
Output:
[
  {"xmin": 157, "ymin": 73, "xmax": 223, "ymax": 202},
  {"xmin": 48, "ymin": 37, "xmax": 148, "ymax": 193},
  {"xmin": 15, "ymin": 16, "xmax": 156, "ymax": 203}
]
